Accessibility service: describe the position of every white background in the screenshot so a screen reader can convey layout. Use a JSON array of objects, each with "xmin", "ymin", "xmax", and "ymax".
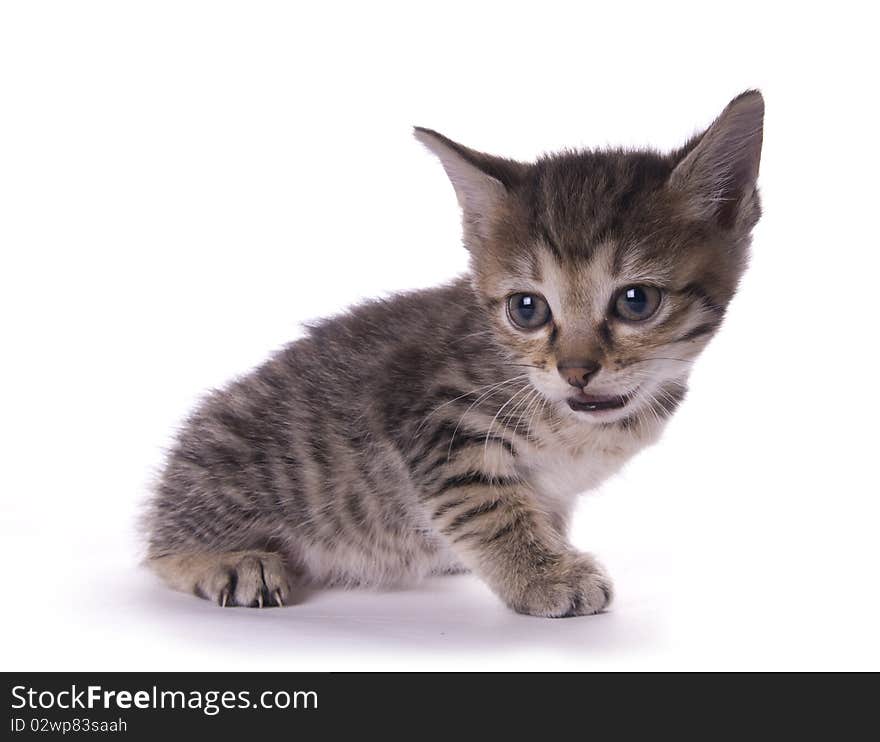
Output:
[{"xmin": 2, "ymin": 1, "xmax": 878, "ymax": 671}]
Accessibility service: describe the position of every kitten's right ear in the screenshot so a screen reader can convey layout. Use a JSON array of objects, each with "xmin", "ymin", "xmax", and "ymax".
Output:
[
  {"xmin": 414, "ymin": 127, "xmax": 523, "ymax": 250},
  {"xmin": 668, "ymin": 90, "xmax": 764, "ymax": 229}
]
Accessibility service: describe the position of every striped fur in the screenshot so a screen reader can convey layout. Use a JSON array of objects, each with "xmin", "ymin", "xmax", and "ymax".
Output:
[{"xmin": 145, "ymin": 92, "xmax": 763, "ymax": 617}]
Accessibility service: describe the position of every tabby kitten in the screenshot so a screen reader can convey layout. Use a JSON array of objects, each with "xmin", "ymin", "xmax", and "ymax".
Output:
[{"xmin": 146, "ymin": 91, "xmax": 763, "ymax": 617}]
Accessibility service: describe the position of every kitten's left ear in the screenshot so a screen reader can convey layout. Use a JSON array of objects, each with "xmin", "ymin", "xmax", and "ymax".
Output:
[
  {"xmin": 414, "ymin": 127, "xmax": 524, "ymax": 250},
  {"xmin": 669, "ymin": 90, "xmax": 764, "ymax": 229}
]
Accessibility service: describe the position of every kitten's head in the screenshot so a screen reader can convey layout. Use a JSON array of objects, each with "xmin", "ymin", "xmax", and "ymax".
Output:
[{"xmin": 416, "ymin": 91, "xmax": 763, "ymax": 426}]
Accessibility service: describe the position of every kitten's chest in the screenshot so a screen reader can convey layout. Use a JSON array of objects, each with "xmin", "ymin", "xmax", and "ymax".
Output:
[{"xmin": 518, "ymin": 422, "xmax": 650, "ymax": 512}]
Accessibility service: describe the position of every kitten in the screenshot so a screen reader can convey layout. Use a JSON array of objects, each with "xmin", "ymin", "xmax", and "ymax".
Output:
[{"xmin": 146, "ymin": 91, "xmax": 763, "ymax": 617}]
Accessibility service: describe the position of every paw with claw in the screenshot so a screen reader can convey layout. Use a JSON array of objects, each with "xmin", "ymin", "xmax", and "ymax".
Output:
[{"xmin": 150, "ymin": 551, "xmax": 292, "ymax": 608}]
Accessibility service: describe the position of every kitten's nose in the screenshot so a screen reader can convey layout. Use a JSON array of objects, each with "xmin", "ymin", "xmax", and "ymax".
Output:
[{"xmin": 557, "ymin": 360, "xmax": 601, "ymax": 389}]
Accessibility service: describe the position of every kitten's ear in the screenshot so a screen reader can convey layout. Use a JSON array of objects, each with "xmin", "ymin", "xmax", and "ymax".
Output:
[
  {"xmin": 414, "ymin": 127, "xmax": 523, "ymax": 249},
  {"xmin": 669, "ymin": 90, "xmax": 764, "ymax": 228}
]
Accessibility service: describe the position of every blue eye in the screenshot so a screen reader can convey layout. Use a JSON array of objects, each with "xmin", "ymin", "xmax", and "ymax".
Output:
[
  {"xmin": 614, "ymin": 285, "xmax": 661, "ymax": 321},
  {"xmin": 507, "ymin": 293, "xmax": 551, "ymax": 329}
]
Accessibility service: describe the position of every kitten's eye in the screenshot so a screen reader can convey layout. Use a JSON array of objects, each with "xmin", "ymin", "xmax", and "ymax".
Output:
[
  {"xmin": 614, "ymin": 285, "xmax": 662, "ymax": 321},
  {"xmin": 507, "ymin": 293, "xmax": 552, "ymax": 329}
]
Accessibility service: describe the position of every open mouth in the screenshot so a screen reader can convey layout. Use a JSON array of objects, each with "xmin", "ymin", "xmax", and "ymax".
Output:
[{"xmin": 567, "ymin": 391, "xmax": 633, "ymax": 413}]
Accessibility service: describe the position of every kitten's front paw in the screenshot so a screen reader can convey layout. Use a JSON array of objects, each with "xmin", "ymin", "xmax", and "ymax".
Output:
[
  {"xmin": 512, "ymin": 554, "xmax": 613, "ymax": 618},
  {"xmin": 211, "ymin": 552, "xmax": 292, "ymax": 608},
  {"xmin": 151, "ymin": 551, "xmax": 292, "ymax": 608}
]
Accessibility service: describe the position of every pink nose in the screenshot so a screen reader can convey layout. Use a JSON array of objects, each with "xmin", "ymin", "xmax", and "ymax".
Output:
[{"xmin": 557, "ymin": 360, "xmax": 601, "ymax": 388}]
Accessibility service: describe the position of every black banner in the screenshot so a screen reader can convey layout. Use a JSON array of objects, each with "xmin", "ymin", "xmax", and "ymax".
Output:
[{"xmin": 3, "ymin": 672, "xmax": 874, "ymax": 737}]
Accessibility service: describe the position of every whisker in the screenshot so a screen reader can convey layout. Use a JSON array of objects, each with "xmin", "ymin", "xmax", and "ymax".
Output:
[
  {"xmin": 483, "ymin": 382, "xmax": 532, "ymax": 468},
  {"xmin": 449, "ymin": 329, "xmax": 497, "ymax": 345},
  {"xmin": 496, "ymin": 383, "xmax": 535, "ymax": 433},
  {"xmin": 511, "ymin": 388, "xmax": 540, "ymax": 438},
  {"xmin": 481, "ymin": 387, "xmax": 535, "ymax": 476},
  {"xmin": 414, "ymin": 374, "xmax": 527, "ymax": 436},
  {"xmin": 521, "ymin": 388, "xmax": 543, "ymax": 433},
  {"xmin": 525, "ymin": 390, "xmax": 547, "ymax": 444},
  {"xmin": 445, "ymin": 375, "xmax": 529, "ymax": 459},
  {"xmin": 621, "ymin": 356, "xmax": 696, "ymax": 368}
]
